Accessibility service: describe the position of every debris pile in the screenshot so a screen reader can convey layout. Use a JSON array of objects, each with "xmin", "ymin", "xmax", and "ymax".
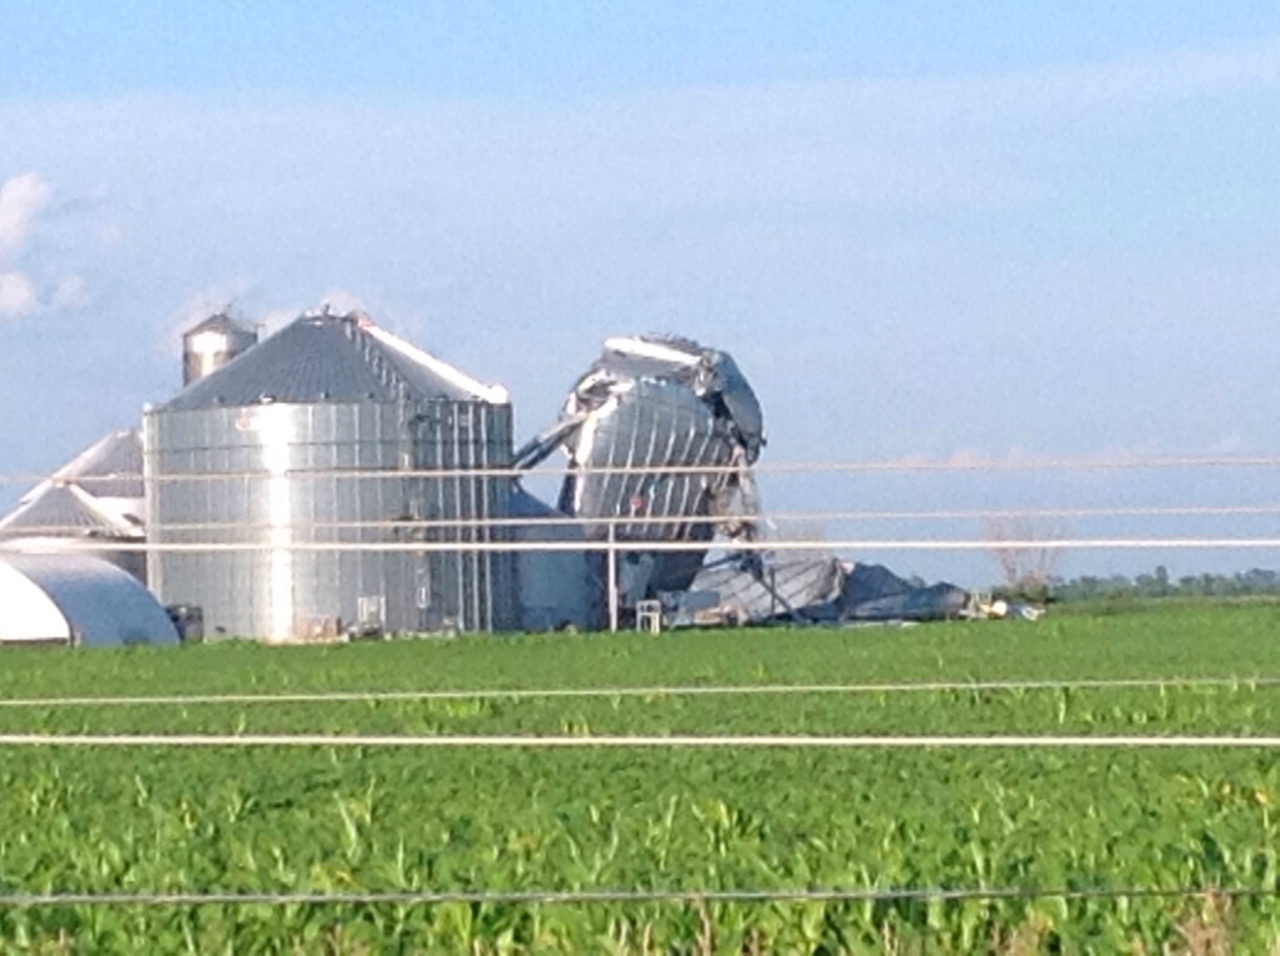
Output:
[{"xmin": 671, "ymin": 556, "xmax": 970, "ymax": 627}]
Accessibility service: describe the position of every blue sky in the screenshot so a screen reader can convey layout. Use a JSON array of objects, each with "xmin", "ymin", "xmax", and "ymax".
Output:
[
  {"xmin": 4, "ymin": 2, "xmax": 1276, "ymax": 98},
  {"xmin": 2, "ymin": 2, "xmax": 1279, "ymax": 583}
]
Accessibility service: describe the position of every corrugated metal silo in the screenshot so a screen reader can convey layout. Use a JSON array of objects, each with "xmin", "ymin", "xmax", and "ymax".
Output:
[{"xmin": 145, "ymin": 311, "xmax": 518, "ymax": 641}]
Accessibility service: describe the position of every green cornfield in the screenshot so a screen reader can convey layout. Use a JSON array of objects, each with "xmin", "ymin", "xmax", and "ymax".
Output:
[{"xmin": 2, "ymin": 603, "xmax": 1280, "ymax": 952}]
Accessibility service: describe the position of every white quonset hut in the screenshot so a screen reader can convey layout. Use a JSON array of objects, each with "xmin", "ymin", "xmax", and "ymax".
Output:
[
  {"xmin": 0, "ymin": 553, "xmax": 179, "ymax": 647},
  {"xmin": 145, "ymin": 310, "xmax": 520, "ymax": 641}
]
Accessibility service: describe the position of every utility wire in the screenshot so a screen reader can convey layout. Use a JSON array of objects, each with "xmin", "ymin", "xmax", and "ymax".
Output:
[
  {"xmin": 1, "ymin": 676, "xmax": 1277, "ymax": 709},
  {"xmin": 12, "ymin": 537, "xmax": 1280, "ymax": 554},
  {"xmin": 7, "ymin": 452, "xmax": 1280, "ymax": 485},
  {"xmin": 11, "ymin": 503, "xmax": 1280, "ymax": 536}
]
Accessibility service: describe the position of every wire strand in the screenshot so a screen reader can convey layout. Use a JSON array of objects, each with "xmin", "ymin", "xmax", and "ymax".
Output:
[
  {"xmin": 7, "ymin": 452, "xmax": 1280, "ymax": 485},
  {"xmin": 0, "ymin": 885, "xmax": 1272, "ymax": 908},
  {"xmin": 0, "ymin": 676, "xmax": 1276, "ymax": 709},
  {"xmin": 11, "ymin": 537, "xmax": 1280, "ymax": 554},
  {"xmin": 11, "ymin": 502, "xmax": 1280, "ymax": 536},
  {"xmin": 2, "ymin": 733, "xmax": 1280, "ymax": 748}
]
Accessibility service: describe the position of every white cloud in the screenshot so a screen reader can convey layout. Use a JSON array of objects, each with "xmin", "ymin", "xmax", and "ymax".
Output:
[
  {"xmin": 98, "ymin": 223, "xmax": 124, "ymax": 247},
  {"xmin": 0, "ymin": 172, "xmax": 52, "ymax": 254},
  {"xmin": 0, "ymin": 172, "xmax": 59, "ymax": 321},
  {"xmin": 51, "ymin": 274, "xmax": 90, "ymax": 311},
  {"xmin": 0, "ymin": 272, "xmax": 36, "ymax": 319},
  {"xmin": 319, "ymin": 289, "xmax": 367, "ymax": 314}
]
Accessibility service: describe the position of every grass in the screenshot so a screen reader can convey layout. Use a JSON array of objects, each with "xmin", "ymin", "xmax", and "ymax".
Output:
[
  {"xmin": 5, "ymin": 602, "xmax": 1280, "ymax": 695},
  {"xmin": 1, "ymin": 605, "xmax": 1280, "ymax": 951}
]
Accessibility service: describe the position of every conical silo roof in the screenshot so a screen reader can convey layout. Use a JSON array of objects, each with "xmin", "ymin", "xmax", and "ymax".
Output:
[
  {"xmin": 0, "ymin": 483, "xmax": 140, "ymax": 539},
  {"xmin": 49, "ymin": 429, "xmax": 143, "ymax": 499},
  {"xmin": 184, "ymin": 312, "xmax": 255, "ymax": 338},
  {"xmin": 160, "ymin": 312, "xmax": 508, "ymax": 411},
  {"xmin": 0, "ymin": 428, "xmax": 144, "ymax": 540}
]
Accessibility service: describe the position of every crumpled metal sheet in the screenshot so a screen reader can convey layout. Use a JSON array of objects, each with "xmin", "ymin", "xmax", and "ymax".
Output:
[
  {"xmin": 668, "ymin": 553, "xmax": 844, "ymax": 627},
  {"xmin": 839, "ymin": 562, "xmax": 970, "ymax": 621},
  {"xmin": 671, "ymin": 553, "xmax": 969, "ymax": 626},
  {"xmin": 515, "ymin": 336, "xmax": 764, "ymax": 602}
]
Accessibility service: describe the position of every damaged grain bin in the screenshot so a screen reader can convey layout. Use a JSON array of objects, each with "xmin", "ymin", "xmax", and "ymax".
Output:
[
  {"xmin": 516, "ymin": 336, "xmax": 763, "ymax": 610},
  {"xmin": 145, "ymin": 310, "xmax": 519, "ymax": 641}
]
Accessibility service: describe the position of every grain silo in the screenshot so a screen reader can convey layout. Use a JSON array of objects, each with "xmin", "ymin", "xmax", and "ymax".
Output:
[
  {"xmin": 182, "ymin": 312, "xmax": 259, "ymax": 385},
  {"xmin": 144, "ymin": 310, "xmax": 519, "ymax": 641}
]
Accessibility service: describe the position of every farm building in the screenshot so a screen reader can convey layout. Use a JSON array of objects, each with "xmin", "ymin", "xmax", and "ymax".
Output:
[
  {"xmin": 0, "ymin": 552, "xmax": 179, "ymax": 647},
  {"xmin": 144, "ymin": 309, "xmax": 521, "ymax": 641},
  {"xmin": 0, "ymin": 307, "xmax": 972, "ymax": 647}
]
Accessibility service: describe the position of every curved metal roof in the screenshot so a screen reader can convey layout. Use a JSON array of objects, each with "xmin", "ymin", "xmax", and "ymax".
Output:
[
  {"xmin": 160, "ymin": 312, "xmax": 508, "ymax": 411},
  {"xmin": 0, "ymin": 553, "xmax": 179, "ymax": 646}
]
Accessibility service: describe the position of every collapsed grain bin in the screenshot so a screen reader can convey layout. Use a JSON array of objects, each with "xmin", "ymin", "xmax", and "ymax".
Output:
[
  {"xmin": 515, "ymin": 335, "xmax": 763, "ymax": 610},
  {"xmin": 144, "ymin": 310, "xmax": 519, "ymax": 641},
  {"xmin": 515, "ymin": 333, "xmax": 973, "ymax": 629}
]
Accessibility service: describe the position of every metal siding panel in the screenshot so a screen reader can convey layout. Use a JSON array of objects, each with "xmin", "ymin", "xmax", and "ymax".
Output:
[{"xmin": 153, "ymin": 391, "xmax": 516, "ymax": 641}]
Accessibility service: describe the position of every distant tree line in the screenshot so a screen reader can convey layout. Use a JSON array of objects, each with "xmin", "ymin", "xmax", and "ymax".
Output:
[{"xmin": 995, "ymin": 566, "xmax": 1280, "ymax": 605}]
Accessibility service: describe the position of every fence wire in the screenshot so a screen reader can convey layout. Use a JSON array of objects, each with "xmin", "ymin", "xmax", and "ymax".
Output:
[
  {"xmin": 3, "ymin": 732, "xmax": 1280, "ymax": 748},
  {"xmin": 1, "ymin": 676, "xmax": 1278, "ymax": 709},
  {"xmin": 0, "ymin": 885, "xmax": 1273, "ymax": 908}
]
